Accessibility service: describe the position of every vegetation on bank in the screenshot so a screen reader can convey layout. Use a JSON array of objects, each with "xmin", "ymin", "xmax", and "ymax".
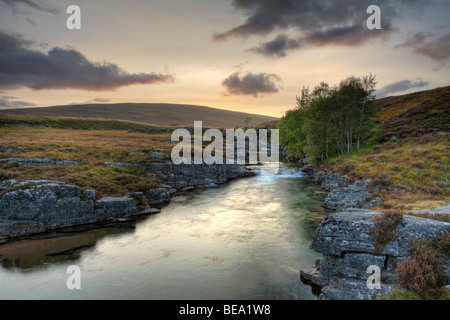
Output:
[
  {"xmin": 278, "ymin": 81, "xmax": 450, "ymax": 210},
  {"xmin": 0, "ymin": 117, "xmax": 175, "ymax": 198},
  {"xmin": 379, "ymin": 234, "xmax": 450, "ymax": 300},
  {"xmin": 371, "ymin": 210, "xmax": 404, "ymax": 253}
]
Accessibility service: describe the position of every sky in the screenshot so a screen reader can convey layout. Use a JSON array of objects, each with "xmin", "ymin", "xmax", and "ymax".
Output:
[{"xmin": 0, "ymin": 0, "xmax": 449, "ymax": 117}]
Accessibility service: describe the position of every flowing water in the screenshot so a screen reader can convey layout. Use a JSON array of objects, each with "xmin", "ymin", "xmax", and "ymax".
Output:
[{"xmin": 0, "ymin": 166, "xmax": 331, "ymax": 300}]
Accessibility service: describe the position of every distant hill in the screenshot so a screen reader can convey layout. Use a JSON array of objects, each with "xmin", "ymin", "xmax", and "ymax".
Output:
[
  {"xmin": 0, "ymin": 103, "xmax": 278, "ymax": 128},
  {"xmin": 375, "ymin": 86, "xmax": 450, "ymax": 141}
]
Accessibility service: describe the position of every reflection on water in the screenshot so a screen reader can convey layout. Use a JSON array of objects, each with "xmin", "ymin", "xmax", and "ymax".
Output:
[
  {"xmin": 0, "ymin": 226, "xmax": 135, "ymax": 270},
  {"xmin": 0, "ymin": 167, "xmax": 331, "ymax": 300}
]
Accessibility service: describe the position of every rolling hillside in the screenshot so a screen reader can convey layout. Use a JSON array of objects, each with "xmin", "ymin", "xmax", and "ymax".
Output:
[
  {"xmin": 0, "ymin": 103, "xmax": 278, "ymax": 128},
  {"xmin": 322, "ymin": 85, "xmax": 450, "ymax": 210}
]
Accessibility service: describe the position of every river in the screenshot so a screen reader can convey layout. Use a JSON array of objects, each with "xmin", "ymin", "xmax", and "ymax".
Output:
[{"xmin": 0, "ymin": 167, "xmax": 331, "ymax": 300}]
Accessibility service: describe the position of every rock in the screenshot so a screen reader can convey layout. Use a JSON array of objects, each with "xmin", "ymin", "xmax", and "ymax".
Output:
[
  {"xmin": 94, "ymin": 197, "xmax": 137, "ymax": 218},
  {"xmin": 141, "ymin": 163, "xmax": 254, "ymax": 189},
  {"xmin": 311, "ymin": 209, "xmax": 450, "ymax": 257},
  {"xmin": 137, "ymin": 207, "xmax": 161, "ymax": 215},
  {"xmin": 0, "ymin": 220, "xmax": 46, "ymax": 240},
  {"xmin": 302, "ymin": 209, "xmax": 450, "ymax": 300},
  {"xmin": 301, "ymin": 165, "xmax": 316, "ymax": 176},
  {"xmin": 0, "ymin": 181, "xmax": 83, "ymax": 221},
  {"xmin": 324, "ymin": 185, "xmax": 372, "ymax": 211},
  {"xmin": 149, "ymin": 151, "xmax": 165, "ymax": 158},
  {"xmin": 55, "ymin": 160, "xmax": 79, "ymax": 166},
  {"xmin": 82, "ymin": 189, "xmax": 96, "ymax": 201},
  {"xmin": 362, "ymin": 197, "xmax": 383, "ymax": 209},
  {"xmin": 320, "ymin": 278, "xmax": 393, "ymax": 300},
  {"xmin": 181, "ymin": 186, "xmax": 195, "ymax": 192},
  {"xmin": 159, "ymin": 184, "xmax": 177, "ymax": 194},
  {"xmin": 300, "ymin": 267, "xmax": 328, "ymax": 289},
  {"xmin": 314, "ymin": 171, "xmax": 375, "ymax": 211},
  {"xmin": 383, "ymin": 214, "xmax": 450, "ymax": 256},
  {"xmin": 145, "ymin": 188, "xmax": 171, "ymax": 207},
  {"xmin": 310, "ymin": 209, "xmax": 377, "ymax": 256},
  {"xmin": 203, "ymin": 183, "xmax": 218, "ymax": 188},
  {"xmin": 407, "ymin": 205, "xmax": 450, "ymax": 215},
  {"xmin": 0, "ymin": 158, "xmax": 79, "ymax": 166},
  {"xmin": 104, "ymin": 162, "xmax": 139, "ymax": 167}
]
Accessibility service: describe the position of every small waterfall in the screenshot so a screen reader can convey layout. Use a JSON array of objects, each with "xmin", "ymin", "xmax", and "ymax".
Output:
[{"xmin": 249, "ymin": 164, "xmax": 307, "ymax": 178}]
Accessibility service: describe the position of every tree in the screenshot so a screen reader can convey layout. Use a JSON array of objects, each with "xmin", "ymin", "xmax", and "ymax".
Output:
[{"xmin": 278, "ymin": 74, "xmax": 377, "ymax": 163}]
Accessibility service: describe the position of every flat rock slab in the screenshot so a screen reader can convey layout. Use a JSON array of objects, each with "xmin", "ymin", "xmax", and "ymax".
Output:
[{"xmin": 311, "ymin": 209, "xmax": 450, "ymax": 257}]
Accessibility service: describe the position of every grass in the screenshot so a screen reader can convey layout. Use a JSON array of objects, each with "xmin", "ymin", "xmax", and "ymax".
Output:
[
  {"xmin": 0, "ymin": 162, "xmax": 160, "ymax": 199},
  {"xmin": 0, "ymin": 115, "xmax": 173, "ymax": 198},
  {"xmin": 0, "ymin": 113, "xmax": 173, "ymax": 131},
  {"xmin": 319, "ymin": 131, "xmax": 449, "ymax": 211},
  {"xmin": 377, "ymin": 289, "xmax": 424, "ymax": 300},
  {"xmin": 317, "ymin": 86, "xmax": 450, "ymax": 210},
  {"xmin": 0, "ymin": 127, "xmax": 174, "ymax": 164}
]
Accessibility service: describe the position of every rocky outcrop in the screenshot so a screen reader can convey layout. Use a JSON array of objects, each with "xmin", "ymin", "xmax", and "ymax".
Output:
[
  {"xmin": 0, "ymin": 180, "xmax": 140, "ymax": 240},
  {"xmin": 142, "ymin": 163, "xmax": 254, "ymax": 189},
  {"xmin": 300, "ymin": 209, "xmax": 450, "ymax": 300},
  {"xmin": 314, "ymin": 172, "xmax": 382, "ymax": 211}
]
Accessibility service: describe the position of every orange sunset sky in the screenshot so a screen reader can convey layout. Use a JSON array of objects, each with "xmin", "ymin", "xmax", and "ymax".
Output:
[{"xmin": 0, "ymin": 0, "xmax": 449, "ymax": 117}]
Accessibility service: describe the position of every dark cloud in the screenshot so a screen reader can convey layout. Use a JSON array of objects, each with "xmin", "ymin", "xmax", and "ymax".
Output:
[
  {"xmin": 222, "ymin": 72, "xmax": 282, "ymax": 97},
  {"xmin": 248, "ymin": 35, "xmax": 303, "ymax": 58},
  {"xmin": 249, "ymin": 25, "xmax": 391, "ymax": 57},
  {"xmin": 396, "ymin": 32, "xmax": 450, "ymax": 61},
  {"xmin": 0, "ymin": 95, "xmax": 36, "ymax": 109},
  {"xmin": 376, "ymin": 79, "xmax": 429, "ymax": 98},
  {"xmin": 0, "ymin": 0, "xmax": 59, "ymax": 15},
  {"xmin": 215, "ymin": 0, "xmax": 432, "ymax": 57},
  {"xmin": 0, "ymin": 31, "xmax": 174, "ymax": 91}
]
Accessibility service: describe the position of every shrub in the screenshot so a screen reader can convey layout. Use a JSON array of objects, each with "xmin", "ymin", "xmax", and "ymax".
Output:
[
  {"xmin": 436, "ymin": 233, "xmax": 450, "ymax": 257},
  {"xmin": 396, "ymin": 242, "xmax": 446, "ymax": 299},
  {"xmin": 372, "ymin": 144, "xmax": 385, "ymax": 154},
  {"xmin": 371, "ymin": 210, "xmax": 404, "ymax": 253},
  {"xmin": 367, "ymin": 174, "xmax": 392, "ymax": 192},
  {"xmin": 418, "ymin": 134, "xmax": 435, "ymax": 145}
]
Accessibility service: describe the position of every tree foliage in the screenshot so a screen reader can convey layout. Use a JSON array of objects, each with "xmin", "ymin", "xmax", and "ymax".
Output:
[{"xmin": 278, "ymin": 74, "xmax": 377, "ymax": 163}]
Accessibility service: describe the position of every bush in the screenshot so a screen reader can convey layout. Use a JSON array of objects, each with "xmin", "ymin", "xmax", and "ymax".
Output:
[
  {"xmin": 371, "ymin": 210, "xmax": 404, "ymax": 253},
  {"xmin": 396, "ymin": 242, "xmax": 446, "ymax": 299},
  {"xmin": 436, "ymin": 233, "xmax": 450, "ymax": 257},
  {"xmin": 367, "ymin": 174, "xmax": 392, "ymax": 192},
  {"xmin": 372, "ymin": 145, "xmax": 385, "ymax": 154}
]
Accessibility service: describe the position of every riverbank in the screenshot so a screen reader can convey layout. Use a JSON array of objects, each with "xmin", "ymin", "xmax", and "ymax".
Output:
[
  {"xmin": 299, "ymin": 166, "xmax": 450, "ymax": 300},
  {"xmin": 0, "ymin": 161, "xmax": 255, "ymax": 243}
]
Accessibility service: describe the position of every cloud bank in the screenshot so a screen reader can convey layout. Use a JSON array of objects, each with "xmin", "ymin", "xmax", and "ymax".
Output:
[
  {"xmin": 0, "ymin": 95, "xmax": 36, "ymax": 109},
  {"xmin": 222, "ymin": 72, "xmax": 282, "ymax": 97},
  {"xmin": 215, "ymin": 0, "xmax": 440, "ymax": 58},
  {"xmin": 396, "ymin": 32, "xmax": 450, "ymax": 61},
  {"xmin": 0, "ymin": 31, "xmax": 174, "ymax": 91},
  {"xmin": 0, "ymin": 0, "xmax": 59, "ymax": 15},
  {"xmin": 376, "ymin": 79, "xmax": 430, "ymax": 98}
]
